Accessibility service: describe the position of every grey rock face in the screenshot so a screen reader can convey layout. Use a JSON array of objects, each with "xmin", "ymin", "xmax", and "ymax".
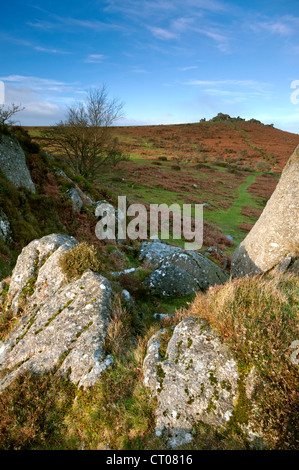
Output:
[
  {"xmin": 55, "ymin": 168, "xmax": 94, "ymax": 210},
  {"xmin": 143, "ymin": 317, "xmax": 239, "ymax": 447},
  {"xmin": 66, "ymin": 187, "xmax": 84, "ymax": 213},
  {"xmin": 143, "ymin": 316, "xmax": 260, "ymax": 448},
  {"xmin": 0, "ymin": 270, "xmax": 113, "ymax": 392},
  {"xmin": 0, "ymin": 233, "xmax": 114, "ymax": 392},
  {"xmin": 0, "ymin": 209, "xmax": 11, "ymax": 242},
  {"xmin": 6, "ymin": 233, "xmax": 78, "ymax": 316},
  {"xmin": 0, "ymin": 134, "xmax": 36, "ymax": 193},
  {"xmin": 231, "ymin": 145, "xmax": 299, "ymax": 277},
  {"xmin": 139, "ymin": 240, "xmax": 228, "ymax": 297}
]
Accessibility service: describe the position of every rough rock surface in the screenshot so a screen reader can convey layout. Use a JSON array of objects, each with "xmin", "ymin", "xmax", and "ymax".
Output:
[
  {"xmin": 231, "ymin": 145, "xmax": 299, "ymax": 277},
  {"xmin": 0, "ymin": 134, "xmax": 36, "ymax": 193},
  {"xmin": 66, "ymin": 187, "xmax": 84, "ymax": 213},
  {"xmin": 0, "ymin": 270, "xmax": 113, "ymax": 392},
  {"xmin": 6, "ymin": 233, "xmax": 78, "ymax": 316},
  {"xmin": 0, "ymin": 209, "xmax": 11, "ymax": 242},
  {"xmin": 139, "ymin": 240, "xmax": 228, "ymax": 296},
  {"xmin": 0, "ymin": 234, "xmax": 114, "ymax": 392},
  {"xmin": 55, "ymin": 168, "xmax": 94, "ymax": 210},
  {"xmin": 143, "ymin": 316, "xmax": 260, "ymax": 448}
]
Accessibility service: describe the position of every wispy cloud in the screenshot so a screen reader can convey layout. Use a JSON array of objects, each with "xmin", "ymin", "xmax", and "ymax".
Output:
[
  {"xmin": 184, "ymin": 79, "xmax": 271, "ymax": 90},
  {"xmin": 84, "ymin": 54, "xmax": 107, "ymax": 63},
  {"xmin": 147, "ymin": 15, "xmax": 230, "ymax": 51},
  {"xmin": 0, "ymin": 33, "xmax": 71, "ymax": 55},
  {"xmin": 131, "ymin": 66, "xmax": 149, "ymax": 73},
  {"xmin": 105, "ymin": 0, "xmax": 227, "ymax": 17},
  {"xmin": 34, "ymin": 46, "xmax": 70, "ymax": 54},
  {"xmin": 0, "ymin": 75, "xmax": 84, "ymax": 97},
  {"xmin": 0, "ymin": 75, "xmax": 68, "ymax": 87},
  {"xmin": 183, "ymin": 79, "xmax": 274, "ymax": 101},
  {"xmin": 28, "ymin": 9, "xmax": 123, "ymax": 33},
  {"xmin": 194, "ymin": 27, "xmax": 229, "ymax": 51},
  {"xmin": 148, "ymin": 26, "xmax": 179, "ymax": 40},
  {"xmin": 179, "ymin": 65, "xmax": 199, "ymax": 71},
  {"xmin": 253, "ymin": 21, "xmax": 292, "ymax": 35},
  {"xmin": 250, "ymin": 15, "xmax": 299, "ymax": 36}
]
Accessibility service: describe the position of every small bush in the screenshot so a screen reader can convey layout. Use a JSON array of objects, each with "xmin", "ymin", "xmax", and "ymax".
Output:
[
  {"xmin": 171, "ymin": 165, "xmax": 181, "ymax": 171},
  {"xmin": 255, "ymin": 161, "xmax": 271, "ymax": 172},
  {"xmin": 11, "ymin": 127, "xmax": 40, "ymax": 155},
  {"xmin": 59, "ymin": 242, "xmax": 103, "ymax": 281}
]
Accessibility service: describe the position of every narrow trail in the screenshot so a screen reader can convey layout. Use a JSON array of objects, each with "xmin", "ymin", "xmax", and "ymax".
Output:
[{"xmin": 207, "ymin": 173, "xmax": 258, "ymax": 246}]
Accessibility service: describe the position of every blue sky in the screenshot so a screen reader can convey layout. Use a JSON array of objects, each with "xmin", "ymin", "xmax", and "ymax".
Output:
[{"xmin": 0, "ymin": 0, "xmax": 298, "ymax": 132}]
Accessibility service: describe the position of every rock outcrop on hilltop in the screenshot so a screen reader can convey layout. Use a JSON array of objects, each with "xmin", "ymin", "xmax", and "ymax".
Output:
[
  {"xmin": 0, "ymin": 234, "xmax": 113, "ymax": 392},
  {"xmin": 0, "ymin": 134, "xmax": 36, "ymax": 193},
  {"xmin": 231, "ymin": 144, "xmax": 299, "ymax": 277}
]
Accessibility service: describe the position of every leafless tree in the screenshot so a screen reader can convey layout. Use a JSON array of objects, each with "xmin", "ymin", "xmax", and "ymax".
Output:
[
  {"xmin": 42, "ymin": 86, "xmax": 126, "ymax": 180},
  {"xmin": 0, "ymin": 103, "xmax": 25, "ymax": 126}
]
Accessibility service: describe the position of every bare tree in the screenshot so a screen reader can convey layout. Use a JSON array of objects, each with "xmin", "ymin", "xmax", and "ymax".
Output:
[
  {"xmin": 42, "ymin": 86, "xmax": 126, "ymax": 180},
  {"xmin": 0, "ymin": 103, "xmax": 25, "ymax": 127}
]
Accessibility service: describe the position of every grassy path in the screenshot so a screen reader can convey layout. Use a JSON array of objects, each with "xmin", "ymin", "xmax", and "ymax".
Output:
[{"xmin": 205, "ymin": 173, "xmax": 259, "ymax": 247}]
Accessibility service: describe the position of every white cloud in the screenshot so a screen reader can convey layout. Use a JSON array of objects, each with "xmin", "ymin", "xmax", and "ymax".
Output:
[
  {"xmin": 28, "ymin": 9, "xmax": 123, "ymax": 33},
  {"xmin": 84, "ymin": 54, "xmax": 107, "ymax": 63},
  {"xmin": 147, "ymin": 15, "xmax": 230, "ymax": 52},
  {"xmin": 251, "ymin": 15, "xmax": 299, "ymax": 36},
  {"xmin": 184, "ymin": 79, "xmax": 271, "ymax": 90},
  {"xmin": 0, "ymin": 75, "xmax": 69, "ymax": 88},
  {"xmin": 179, "ymin": 66, "xmax": 198, "ymax": 71},
  {"xmin": 34, "ymin": 46, "xmax": 70, "ymax": 54},
  {"xmin": 0, "ymin": 76, "xmax": 87, "ymax": 125},
  {"xmin": 105, "ymin": 0, "xmax": 227, "ymax": 17},
  {"xmin": 148, "ymin": 26, "xmax": 179, "ymax": 40},
  {"xmin": 255, "ymin": 21, "xmax": 292, "ymax": 35}
]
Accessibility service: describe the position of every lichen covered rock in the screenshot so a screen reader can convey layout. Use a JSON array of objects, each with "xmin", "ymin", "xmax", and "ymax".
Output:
[
  {"xmin": 0, "ymin": 134, "xmax": 36, "ymax": 193},
  {"xmin": 0, "ymin": 234, "xmax": 114, "ymax": 392},
  {"xmin": 231, "ymin": 145, "xmax": 299, "ymax": 277},
  {"xmin": 6, "ymin": 233, "xmax": 78, "ymax": 316},
  {"xmin": 143, "ymin": 316, "xmax": 260, "ymax": 448},
  {"xmin": 0, "ymin": 270, "xmax": 113, "ymax": 391},
  {"xmin": 139, "ymin": 240, "xmax": 228, "ymax": 297},
  {"xmin": 0, "ymin": 209, "xmax": 11, "ymax": 242}
]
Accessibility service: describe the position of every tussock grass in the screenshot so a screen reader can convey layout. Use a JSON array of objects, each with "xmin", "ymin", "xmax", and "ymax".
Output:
[{"xmin": 59, "ymin": 241, "xmax": 103, "ymax": 281}]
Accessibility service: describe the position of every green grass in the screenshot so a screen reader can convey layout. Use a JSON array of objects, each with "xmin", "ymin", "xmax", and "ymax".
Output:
[
  {"xmin": 205, "ymin": 173, "xmax": 260, "ymax": 247},
  {"xmin": 93, "ymin": 158, "xmax": 266, "ymax": 251}
]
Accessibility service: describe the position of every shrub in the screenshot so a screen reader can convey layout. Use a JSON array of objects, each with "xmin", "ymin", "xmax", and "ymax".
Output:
[
  {"xmin": 11, "ymin": 127, "xmax": 40, "ymax": 155},
  {"xmin": 59, "ymin": 242, "xmax": 103, "ymax": 281},
  {"xmin": 255, "ymin": 160, "xmax": 271, "ymax": 172},
  {"xmin": 0, "ymin": 370, "xmax": 76, "ymax": 450}
]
